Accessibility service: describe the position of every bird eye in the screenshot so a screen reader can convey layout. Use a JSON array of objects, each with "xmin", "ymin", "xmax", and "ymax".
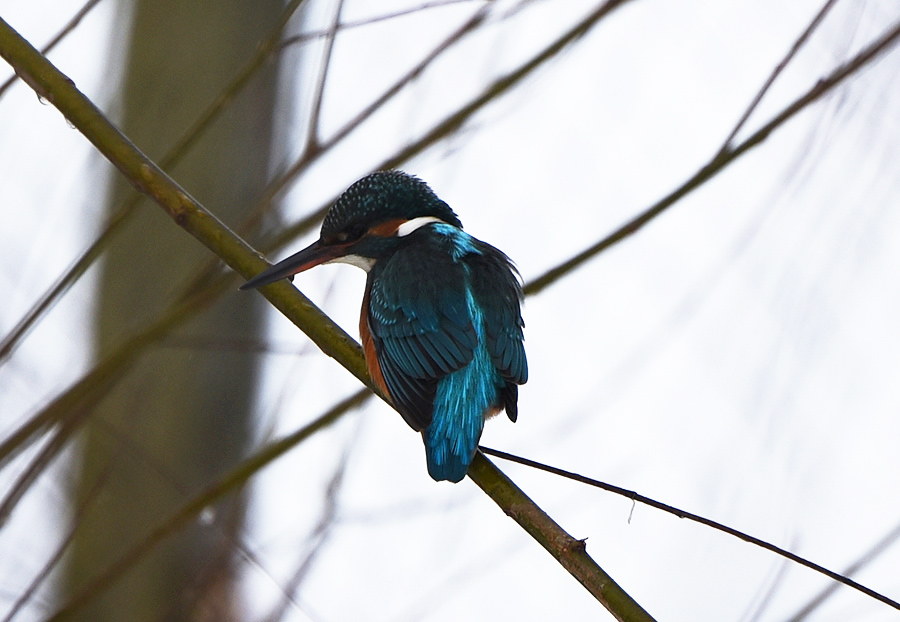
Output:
[{"xmin": 335, "ymin": 223, "xmax": 367, "ymax": 243}]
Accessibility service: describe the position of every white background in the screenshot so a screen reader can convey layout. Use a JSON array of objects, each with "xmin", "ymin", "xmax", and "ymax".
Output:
[{"xmin": 1, "ymin": 1, "xmax": 900, "ymax": 620}]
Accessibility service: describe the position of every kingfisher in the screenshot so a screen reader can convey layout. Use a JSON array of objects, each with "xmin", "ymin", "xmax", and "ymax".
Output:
[{"xmin": 241, "ymin": 170, "xmax": 527, "ymax": 482}]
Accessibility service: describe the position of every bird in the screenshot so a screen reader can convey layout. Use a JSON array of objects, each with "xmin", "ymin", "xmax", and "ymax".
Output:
[{"xmin": 241, "ymin": 170, "xmax": 527, "ymax": 482}]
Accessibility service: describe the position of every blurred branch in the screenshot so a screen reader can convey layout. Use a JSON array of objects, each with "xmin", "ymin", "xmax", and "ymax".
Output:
[
  {"xmin": 718, "ymin": 0, "xmax": 840, "ymax": 152},
  {"xmin": 46, "ymin": 388, "xmax": 371, "ymax": 621},
  {"xmin": 0, "ymin": 0, "xmax": 105, "ymax": 99},
  {"xmin": 0, "ymin": 209, "xmax": 127, "ymax": 365},
  {"xmin": 0, "ymin": 0, "xmax": 310, "ymax": 365},
  {"xmin": 263, "ymin": 436, "xmax": 354, "ymax": 622},
  {"xmin": 0, "ymin": 458, "xmax": 115, "ymax": 622},
  {"xmin": 377, "ymin": 0, "xmax": 632, "ymax": 172},
  {"xmin": 745, "ymin": 555, "xmax": 792, "ymax": 622},
  {"xmin": 524, "ymin": 10, "xmax": 900, "ymax": 296},
  {"xmin": 278, "ymin": 0, "xmax": 486, "ymax": 48},
  {"xmin": 260, "ymin": 0, "xmax": 631, "ymax": 261},
  {"xmin": 783, "ymin": 519, "xmax": 900, "ymax": 621},
  {"xmin": 303, "ymin": 0, "xmax": 344, "ymax": 151},
  {"xmin": 0, "ymin": 14, "xmax": 654, "ymax": 622},
  {"xmin": 0, "ymin": 277, "xmax": 226, "ymax": 519}
]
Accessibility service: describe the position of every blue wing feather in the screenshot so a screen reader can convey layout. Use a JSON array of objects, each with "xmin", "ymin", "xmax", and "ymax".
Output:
[
  {"xmin": 365, "ymin": 226, "xmax": 527, "ymax": 481},
  {"xmin": 469, "ymin": 241, "xmax": 528, "ymax": 387},
  {"xmin": 367, "ymin": 244, "xmax": 476, "ymax": 430}
]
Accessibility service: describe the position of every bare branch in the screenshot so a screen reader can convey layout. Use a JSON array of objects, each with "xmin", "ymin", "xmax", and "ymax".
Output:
[
  {"xmin": 303, "ymin": 0, "xmax": 345, "ymax": 151},
  {"xmin": 719, "ymin": 0, "xmax": 841, "ymax": 152},
  {"xmin": 0, "ymin": 16, "xmax": 652, "ymax": 620},
  {"xmin": 524, "ymin": 15, "xmax": 900, "ymax": 296},
  {"xmin": 0, "ymin": 0, "xmax": 311, "ymax": 366},
  {"xmin": 783, "ymin": 519, "xmax": 900, "ymax": 621},
  {"xmin": 44, "ymin": 389, "xmax": 370, "ymax": 621},
  {"xmin": 481, "ymin": 447, "xmax": 900, "ymax": 614},
  {"xmin": 0, "ymin": 0, "xmax": 105, "ymax": 99},
  {"xmin": 278, "ymin": 0, "xmax": 487, "ymax": 49}
]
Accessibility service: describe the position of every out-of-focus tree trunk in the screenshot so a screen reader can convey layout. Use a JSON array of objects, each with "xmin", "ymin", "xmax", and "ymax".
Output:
[{"xmin": 64, "ymin": 1, "xmax": 284, "ymax": 620}]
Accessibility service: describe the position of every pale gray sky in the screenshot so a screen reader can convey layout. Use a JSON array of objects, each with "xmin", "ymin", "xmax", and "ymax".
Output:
[{"xmin": 2, "ymin": 1, "xmax": 900, "ymax": 620}]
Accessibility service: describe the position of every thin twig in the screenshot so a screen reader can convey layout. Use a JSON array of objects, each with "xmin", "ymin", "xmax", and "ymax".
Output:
[
  {"xmin": 0, "ymin": 275, "xmax": 226, "ymax": 473},
  {"xmin": 44, "ymin": 389, "xmax": 371, "ymax": 621},
  {"xmin": 377, "ymin": 0, "xmax": 633, "ymax": 172},
  {"xmin": 0, "ymin": 457, "xmax": 116, "ymax": 622},
  {"xmin": 480, "ymin": 447, "xmax": 900, "ymax": 614},
  {"xmin": 524, "ymin": 14, "xmax": 900, "ymax": 296},
  {"xmin": 252, "ymin": 0, "xmax": 628, "ymax": 261},
  {"xmin": 0, "ymin": 209, "xmax": 130, "ymax": 365},
  {"xmin": 783, "ymin": 519, "xmax": 900, "ymax": 621},
  {"xmin": 0, "ymin": 0, "xmax": 311, "ymax": 367},
  {"xmin": 0, "ymin": 0, "xmax": 105, "ymax": 99},
  {"xmin": 278, "ymin": 0, "xmax": 486, "ymax": 49},
  {"xmin": 304, "ymin": 0, "xmax": 345, "ymax": 151},
  {"xmin": 718, "ymin": 0, "xmax": 841, "ymax": 153},
  {"xmin": 263, "ymin": 437, "xmax": 354, "ymax": 622}
]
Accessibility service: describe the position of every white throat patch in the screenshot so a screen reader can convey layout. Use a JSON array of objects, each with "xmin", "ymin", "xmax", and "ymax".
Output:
[
  {"xmin": 396, "ymin": 216, "xmax": 444, "ymax": 237},
  {"xmin": 326, "ymin": 254, "xmax": 375, "ymax": 272}
]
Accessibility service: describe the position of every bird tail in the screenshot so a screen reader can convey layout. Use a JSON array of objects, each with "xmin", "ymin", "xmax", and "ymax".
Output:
[
  {"xmin": 423, "ymin": 415, "xmax": 483, "ymax": 483},
  {"xmin": 424, "ymin": 298, "xmax": 503, "ymax": 482}
]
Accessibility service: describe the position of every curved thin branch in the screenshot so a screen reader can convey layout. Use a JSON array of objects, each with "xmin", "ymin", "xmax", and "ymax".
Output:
[
  {"xmin": 480, "ymin": 447, "xmax": 900, "ymax": 614},
  {"xmin": 278, "ymin": 0, "xmax": 486, "ymax": 49}
]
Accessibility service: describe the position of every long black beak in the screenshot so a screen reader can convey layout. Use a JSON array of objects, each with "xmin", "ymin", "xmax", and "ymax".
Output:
[{"xmin": 240, "ymin": 239, "xmax": 343, "ymax": 290}]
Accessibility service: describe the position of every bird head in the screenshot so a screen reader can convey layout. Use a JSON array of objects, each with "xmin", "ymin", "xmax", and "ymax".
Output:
[{"xmin": 240, "ymin": 171, "xmax": 461, "ymax": 290}]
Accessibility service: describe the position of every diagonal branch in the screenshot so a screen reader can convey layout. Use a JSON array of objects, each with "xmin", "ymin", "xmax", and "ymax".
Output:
[
  {"xmin": 45, "ymin": 388, "xmax": 371, "ymax": 621},
  {"xmin": 304, "ymin": 0, "xmax": 344, "ymax": 151},
  {"xmin": 0, "ymin": 15, "xmax": 654, "ymax": 622},
  {"xmin": 481, "ymin": 447, "xmax": 900, "ymax": 613},
  {"xmin": 524, "ymin": 14, "xmax": 900, "ymax": 296},
  {"xmin": 718, "ymin": 0, "xmax": 840, "ymax": 153},
  {"xmin": 252, "ymin": 0, "xmax": 631, "ymax": 263},
  {"xmin": 0, "ymin": 0, "xmax": 311, "ymax": 366},
  {"xmin": 278, "ymin": 0, "xmax": 486, "ymax": 48},
  {"xmin": 0, "ymin": 0, "xmax": 105, "ymax": 99}
]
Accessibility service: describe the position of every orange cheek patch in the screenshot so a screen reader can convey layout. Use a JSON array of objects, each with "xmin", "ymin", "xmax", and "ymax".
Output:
[{"xmin": 367, "ymin": 218, "xmax": 406, "ymax": 238}]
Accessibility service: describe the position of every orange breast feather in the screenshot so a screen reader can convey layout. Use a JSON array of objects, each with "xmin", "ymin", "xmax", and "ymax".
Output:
[{"xmin": 359, "ymin": 287, "xmax": 390, "ymax": 400}]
